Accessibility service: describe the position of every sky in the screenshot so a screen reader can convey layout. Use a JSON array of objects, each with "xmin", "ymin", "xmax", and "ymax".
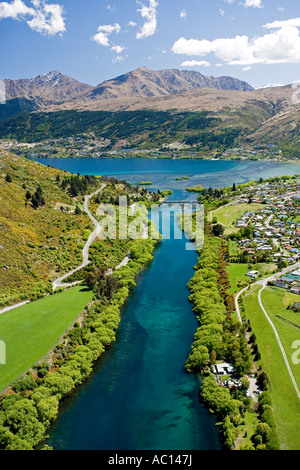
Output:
[{"xmin": 1, "ymin": 0, "xmax": 300, "ymax": 89}]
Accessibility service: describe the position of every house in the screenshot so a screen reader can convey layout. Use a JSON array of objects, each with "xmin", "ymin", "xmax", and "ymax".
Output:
[
  {"xmin": 280, "ymin": 275, "xmax": 296, "ymax": 284},
  {"xmin": 214, "ymin": 363, "xmax": 235, "ymax": 376},
  {"xmin": 272, "ymin": 280, "xmax": 288, "ymax": 289},
  {"xmin": 291, "ymin": 269, "xmax": 300, "ymax": 279},
  {"xmin": 295, "ymin": 231, "xmax": 300, "ymax": 240},
  {"xmin": 290, "ymin": 286, "xmax": 300, "ymax": 295},
  {"xmin": 246, "ymin": 270, "xmax": 260, "ymax": 279},
  {"xmin": 237, "ymin": 220, "xmax": 248, "ymax": 228}
]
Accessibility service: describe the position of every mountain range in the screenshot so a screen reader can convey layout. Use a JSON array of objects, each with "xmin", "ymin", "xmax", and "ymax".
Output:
[
  {"xmin": 1, "ymin": 67, "xmax": 299, "ymax": 153},
  {"xmin": 4, "ymin": 67, "xmax": 254, "ymax": 111}
]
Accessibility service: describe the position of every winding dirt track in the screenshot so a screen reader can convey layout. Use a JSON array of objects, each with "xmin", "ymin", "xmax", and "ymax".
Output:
[{"xmin": 52, "ymin": 184, "xmax": 106, "ymax": 290}]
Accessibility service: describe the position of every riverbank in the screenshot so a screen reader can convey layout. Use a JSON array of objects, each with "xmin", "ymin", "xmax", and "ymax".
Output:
[
  {"xmin": 0, "ymin": 235, "xmax": 158, "ymax": 450},
  {"xmin": 26, "ymin": 153, "xmax": 300, "ymax": 164},
  {"xmin": 182, "ymin": 221, "xmax": 280, "ymax": 450}
]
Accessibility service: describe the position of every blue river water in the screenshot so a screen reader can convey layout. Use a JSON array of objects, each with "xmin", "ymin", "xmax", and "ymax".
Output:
[{"xmin": 36, "ymin": 158, "xmax": 299, "ymax": 450}]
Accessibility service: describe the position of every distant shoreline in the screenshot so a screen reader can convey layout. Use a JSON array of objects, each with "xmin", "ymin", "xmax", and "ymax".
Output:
[{"xmin": 28, "ymin": 155, "xmax": 300, "ymax": 164}]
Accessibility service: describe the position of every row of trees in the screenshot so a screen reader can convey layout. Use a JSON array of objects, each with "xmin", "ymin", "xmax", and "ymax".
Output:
[
  {"xmin": 186, "ymin": 236, "xmax": 252, "ymax": 376},
  {"xmin": 184, "ymin": 229, "xmax": 277, "ymax": 450}
]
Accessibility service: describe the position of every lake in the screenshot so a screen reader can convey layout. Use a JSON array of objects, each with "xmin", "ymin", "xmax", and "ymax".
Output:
[{"xmin": 33, "ymin": 157, "xmax": 300, "ymax": 201}]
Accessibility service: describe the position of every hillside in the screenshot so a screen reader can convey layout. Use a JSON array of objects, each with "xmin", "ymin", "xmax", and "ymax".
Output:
[
  {"xmin": 0, "ymin": 86, "xmax": 297, "ymax": 153},
  {"xmin": 0, "ymin": 110, "xmax": 246, "ymax": 150},
  {"xmin": 243, "ymin": 104, "xmax": 300, "ymax": 157},
  {"xmin": 0, "ymin": 151, "xmax": 98, "ymax": 307}
]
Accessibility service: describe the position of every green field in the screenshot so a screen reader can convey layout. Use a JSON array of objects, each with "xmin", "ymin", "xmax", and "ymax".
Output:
[
  {"xmin": 0, "ymin": 286, "xmax": 93, "ymax": 392},
  {"xmin": 242, "ymin": 285, "xmax": 300, "ymax": 450},
  {"xmin": 227, "ymin": 262, "xmax": 277, "ymax": 295},
  {"xmin": 226, "ymin": 263, "xmax": 249, "ymax": 295},
  {"xmin": 262, "ymin": 287, "xmax": 300, "ymax": 388},
  {"xmin": 237, "ymin": 411, "xmax": 259, "ymax": 448},
  {"xmin": 212, "ymin": 203, "xmax": 263, "ymax": 234}
]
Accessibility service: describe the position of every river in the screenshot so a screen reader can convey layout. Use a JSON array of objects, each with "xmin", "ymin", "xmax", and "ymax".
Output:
[{"xmin": 36, "ymin": 158, "xmax": 299, "ymax": 450}]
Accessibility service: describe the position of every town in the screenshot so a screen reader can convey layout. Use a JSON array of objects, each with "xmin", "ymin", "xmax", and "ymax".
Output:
[
  {"xmin": 0, "ymin": 137, "xmax": 287, "ymax": 162},
  {"xmin": 219, "ymin": 177, "xmax": 300, "ymax": 297}
]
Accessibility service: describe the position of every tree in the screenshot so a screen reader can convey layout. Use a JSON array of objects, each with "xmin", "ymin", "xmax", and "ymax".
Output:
[
  {"xmin": 223, "ymin": 416, "xmax": 238, "ymax": 449},
  {"xmin": 185, "ymin": 346, "xmax": 210, "ymax": 372},
  {"xmin": 212, "ymin": 224, "xmax": 225, "ymax": 237},
  {"xmin": 240, "ymin": 376, "xmax": 250, "ymax": 392},
  {"xmin": 254, "ymin": 422, "xmax": 271, "ymax": 442},
  {"xmin": 5, "ymin": 174, "xmax": 12, "ymax": 183},
  {"xmin": 31, "ymin": 195, "xmax": 39, "ymax": 209}
]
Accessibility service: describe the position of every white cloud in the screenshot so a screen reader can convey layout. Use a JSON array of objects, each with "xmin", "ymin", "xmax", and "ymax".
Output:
[
  {"xmin": 128, "ymin": 20, "xmax": 137, "ymax": 27},
  {"xmin": 0, "ymin": 0, "xmax": 65, "ymax": 35},
  {"xmin": 244, "ymin": 0, "xmax": 263, "ymax": 7},
  {"xmin": 220, "ymin": 9, "xmax": 225, "ymax": 16},
  {"xmin": 27, "ymin": 0, "xmax": 65, "ymax": 36},
  {"xmin": 0, "ymin": 0, "xmax": 34, "ymax": 19},
  {"xmin": 92, "ymin": 23, "xmax": 125, "ymax": 60},
  {"xmin": 264, "ymin": 17, "xmax": 300, "ymax": 29},
  {"xmin": 105, "ymin": 3, "xmax": 116, "ymax": 12},
  {"xmin": 136, "ymin": 0, "xmax": 158, "ymax": 39},
  {"xmin": 224, "ymin": 0, "xmax": 263, "ymax": 7},
  {"xmin": 112, "ymin": 54, "xmax": 127, "ymax": 64},
  {"xmin": 180, "ymin": 9, "xmax": 187, "ymax": 20},
  {"xmin": 92, "ymin": 23, "xmax": 121, "ymax": 47},
  {"xmin": 172, "ymin": 25, "xmax": 300, "ymax": 66},
  {"xmin": 111, "ymin": 44, "xmax": 125, "ymax": 54},
  {"xmin": 181, "ymin": 60, "xmax": 211, "ymax": 67}
]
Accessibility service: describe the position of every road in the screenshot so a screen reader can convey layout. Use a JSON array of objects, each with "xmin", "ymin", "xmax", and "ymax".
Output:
[
  {"xmin": 53, "ymin": 190, "xmax": 145, "ymax": 289},
  {"xmin": 236, "ymin": 262, "xmax": 300, "ymax": 401},
  {"xmin": 0, "ymin": 186, "xmax": 139, "ymax": 314},
  {"xmin": 53, "ymin": 184, "xmax": 106, "ymax": 290},
  {"xmin": 0, "ymin": 301, "xmax": 30, "ymax": 317},
  {"xmin": 234, "ymin": 286, "xmax": 248, "ymax": 323},
  {"xmin": 265, "ymin": 214, "xmax": 282, "ymax": 252}
]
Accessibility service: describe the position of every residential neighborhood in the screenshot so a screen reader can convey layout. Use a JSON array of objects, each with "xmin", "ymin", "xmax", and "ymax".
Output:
[
  {"xmin": 233, "ymin": 179, "xmax": 300, "ymax": 267},
  {"xmin": 222, "ymin": 178, "xmax": 300, "ymax": 297}
]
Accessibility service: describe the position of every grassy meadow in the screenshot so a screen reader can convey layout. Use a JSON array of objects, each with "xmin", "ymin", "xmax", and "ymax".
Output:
[
  {"xmin": 242, "ymin": 285, "xmax": 300, "ymax": 450},
  {"xmin": 0, "ymin": 286, "xmax": 94, "ymax": 392},
  {"xmin": 212, "ymin": 203, "xmax": 263, "ymax": 234}
]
